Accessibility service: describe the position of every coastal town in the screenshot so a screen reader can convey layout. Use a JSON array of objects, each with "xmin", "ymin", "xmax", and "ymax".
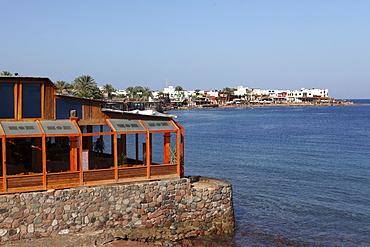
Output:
[
  {"xmin": 104, "ymin": 84, "xmax": 352, "ymax": 111},
  {"xmin": 1, "ymin": 71, "xmax": 353, "ymax": 114}
]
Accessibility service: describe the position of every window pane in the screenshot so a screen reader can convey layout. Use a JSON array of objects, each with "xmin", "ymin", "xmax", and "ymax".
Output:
[
  {"xmin": 0, "ymin": 83, "xmax": 14, "ymax": 119},
  {"xmin": 22, "ymin": 83, "xmax": 41, "ymax": 118}
]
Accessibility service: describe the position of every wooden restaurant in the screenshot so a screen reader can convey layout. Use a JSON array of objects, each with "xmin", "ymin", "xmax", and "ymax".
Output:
[{"xmin": 0, "ymin": 76, "xmax": 184, "ymax": 194}]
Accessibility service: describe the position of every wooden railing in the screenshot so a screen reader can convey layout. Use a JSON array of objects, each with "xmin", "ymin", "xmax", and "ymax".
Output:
[
  {"xmin": 83, "ymin": 169, "xmax": 115, "ymax": 183},
  {"xmin": 0, "ymin": 163, "xmax": 179, "ymax": 194},
  {"xmin": 118, "ymin": 166, "xmax": 147, "ymax": 179},
  {"xmin": 47, "ymin": 172, "xmax": 80, "ymax": 187},
  {"xmin": 7, "ymin": 174, "xmax": 43, "ymax": 189}
]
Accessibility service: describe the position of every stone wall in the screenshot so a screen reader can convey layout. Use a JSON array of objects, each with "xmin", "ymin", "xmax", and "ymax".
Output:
[{"xmin": 0, "ymin": 177, "xmax": 234, "ymax": 244}]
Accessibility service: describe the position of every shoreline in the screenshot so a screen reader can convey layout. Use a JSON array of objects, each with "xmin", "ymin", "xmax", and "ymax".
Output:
[{"xmin": 170, "ymin": 101, "xmax": 357, "ymax": 111}]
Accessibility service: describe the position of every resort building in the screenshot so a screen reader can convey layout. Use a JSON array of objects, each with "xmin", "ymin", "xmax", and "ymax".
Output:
[
  {"xmin": 0, "ymin": 76, "xmax": 184, "ymax": 194},
  {"xmin": 250, "ymin": 88, "xmax": 329, "ymax": 103}
]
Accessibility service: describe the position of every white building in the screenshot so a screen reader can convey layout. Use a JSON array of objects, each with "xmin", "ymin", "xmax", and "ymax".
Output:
[
  {"xmin": 287, "ymin": 88, "xmax": 329, "ymax": 102},
  {"xmin": 234, "ymin": 86, "xmax": 250, "ymax": 96},
  {"xmin": 249, "ymin": 87, "xmax": 329, "ymax": 102},
  {"xmin": 163, "ymin": 86, "xmax": 187, "ymax": 101}
]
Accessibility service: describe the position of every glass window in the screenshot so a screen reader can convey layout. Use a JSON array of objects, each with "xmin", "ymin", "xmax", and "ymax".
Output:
[
  {"xmin": 46, "ymin": 137, "xmax": 71, "ymax": 173},
  {"xmin": 6, "ymin": 137, "xmax": 43, "ymax": 175},
  {"xmin": 22, "ymin": 83, "xmax": 41, "ymax": 118},
  {"xmin": 0, "ymin": 83, "xmax": 14, "ymax": 119}
]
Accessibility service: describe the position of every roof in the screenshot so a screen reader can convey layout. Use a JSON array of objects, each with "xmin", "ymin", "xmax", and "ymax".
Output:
[
  {"xmin": 55, "ymin": 94, "xmax": 107, "ymax": 103},
  {"xmin": 0, "ymin": 76, "xmax": 58, "ymax": 89},
  {"xmin": 101, "ymin": 108, "xmax": 176, "ymax": 119}
]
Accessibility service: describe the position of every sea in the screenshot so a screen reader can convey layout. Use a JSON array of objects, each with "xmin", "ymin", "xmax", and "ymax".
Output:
[{"xmin": 169, "ymin": 99, "xmax": 370, "ymax": 247}]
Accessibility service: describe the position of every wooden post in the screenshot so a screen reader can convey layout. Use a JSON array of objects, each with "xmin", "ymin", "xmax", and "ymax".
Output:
[
  {"xmin": 41, "ymin": 83, "xmax": 45, "ymax": 119},
  {"xmin": 149, "ymin": 133, "xmax": 152, "ymax": 165},
  {"xmin": 113, "ymin": 133, "xmax": 118, "ymax": 182},
  {"xmin": 176, "ymin": 130, "xmax": 181, "ymax": 176},
  {"xmin": 2, "ymin": 138, "xmax": 7, "ymax": 192},
  {"xmin": 15, "ymin": 82, "xmax": 21, "ymax": 120},
  {"xmin": 42, "ymin": 135, "xmax": 47, "ymax": 189},
  {"xmin": 164, "ymin": 133, "xmax": 171, "ymax": 164},
  {"xmin": 79, "ymin": 134, "xmax": 83, "ymax": 185},
  {"xmin": 146, "ymin": 133, "xmax": 151, "ymax": 178},
  {"xmin": 69, "ymin": 136, "xmax": 78, "ymax": 171},
  {"xmin": 135, "ymin": 133, "xmax": 139, "ymax": 163},
  {"xmin": 180, "ymin": 128, "xmax": 185, "ymax": 177}
]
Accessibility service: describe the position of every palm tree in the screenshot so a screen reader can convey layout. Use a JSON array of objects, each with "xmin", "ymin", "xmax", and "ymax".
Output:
[
  {"xmin": 125, "ymin": 86, "xmax": 134, "ymax": 100},
  {"xmin": 244, "ymin": 90, "xmax": 252, "ymax": 102},
  {"xmin": 72, "ymin": 75, "xmax": 102, "ymax": 99},
  {"xmin": 157, "ymin": 91, "xmax": 164, "ymax": 98},
  {"xmin": 223, "ymin": 87, "xmax": 235, "ymax": 102},
  {"xmin": 55, "ymin": 80, "xmax": 73, "ymax": 94},
  {"xmin": 90, "ymin": 85, "xmax": 103, "ymax": 99},
  {"xmin": 141, "ymin": 87, "xmax": 153, "ymax": 101},
  {"xmin": 175, "ymin": 86, "xmax": 185, "ymax": 99},
  {"xmin": 102, "ymin": 84, "xmax": 116, "ymax": 99},
  {"xmin": 0, "ymin": 71, "xmax": 12, "ymax": 76},
  {"xmin": 126, "ymin": 86, "xmax": 152, "ymax": 101}
]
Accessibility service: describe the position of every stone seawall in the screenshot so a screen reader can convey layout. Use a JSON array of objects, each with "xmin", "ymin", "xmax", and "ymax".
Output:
[{"xmin": 0, "ymin": 177, "xmax": 234, "ymax": 245}]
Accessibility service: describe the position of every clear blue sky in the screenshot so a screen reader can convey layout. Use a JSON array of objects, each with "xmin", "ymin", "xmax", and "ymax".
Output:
[{"xmin": 1, "ymin": 0, "xmax": 370, "ymax": 98}]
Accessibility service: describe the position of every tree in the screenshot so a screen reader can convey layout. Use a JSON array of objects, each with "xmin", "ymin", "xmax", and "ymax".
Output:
[
  {"xmin": 55, "ymin": 80, "xmax": 73, "ymax": 94},
  {"xmin": 102, "ymin": 84, "xmax": 116, "ymax": 99},
  {"xmin": 175, "ymin": 86, "xmax": 185, "ymax": 98},
  {"xmin": 0, "ymin": 71, "xmax": 12, "ymax": 76},
  {"xmin": 125, "ymin": 86, "xmax": 134, "ymax": 100},
  {"xmin": 244, "ymin": 90, "xmax": 252, "ymax": 101},
  {"xmin": 72, "ymin": 75, "xmax": 102, "ymax": 99},
  {"xmin": 223, "ymin": 87, "xmax": 236, "ymax": 101},
  {"xmin": 141, "ymin": 87, "xmax": 153, "ymax": 101},
  {"xmin": 175, "ymin": 86, "xmax": 184, "ymax": 92},
  {"xmin": 157, "ymin": 91, "xmax": 165, "ymax": 98},
  {"xmin": 90, "ymin": 86, "xmax": 103, "ymax": 99},
  {"xmin": 126, "ymin": 86, "xmax": 153, "ymax": 101}
]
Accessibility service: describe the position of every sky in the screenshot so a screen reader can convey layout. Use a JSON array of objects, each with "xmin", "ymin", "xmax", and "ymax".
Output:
[{"xmin": 1, "ymin": 0, "xmax": 370, "ymax": 99}]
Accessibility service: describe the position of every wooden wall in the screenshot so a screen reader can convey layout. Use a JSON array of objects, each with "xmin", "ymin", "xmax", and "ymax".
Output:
[{"xmin": 44, "ymin": 81, "xmax": 56, "ymax": 120}]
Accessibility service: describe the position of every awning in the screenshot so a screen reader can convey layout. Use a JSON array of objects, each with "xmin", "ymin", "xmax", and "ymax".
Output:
[
  {"xmin": 107, "ymin": 119, "xmax": 146, "ymax": 133},
  {"xmin": 0, "ymin": 121, "xmax": 42, "ymax": 136},
  {"xmin": 39, "ymin": 121, "xmax": 80, "ymax": 135},
  {"xmin": 107, "ymin": 119, "xmax": 178, "ymax": 133},
  {"xmin": 0, "ymin": 120, "xmax": 80, "ymax": 137},
  {"xmin": 142, "ymin": 120, "xmax": 178, "ymax": 131}
]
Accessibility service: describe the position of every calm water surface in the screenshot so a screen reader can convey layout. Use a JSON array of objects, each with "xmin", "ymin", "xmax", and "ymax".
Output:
[{"xmin": 170, "ymin": 99, "xmax": 370, "ymax": 246}]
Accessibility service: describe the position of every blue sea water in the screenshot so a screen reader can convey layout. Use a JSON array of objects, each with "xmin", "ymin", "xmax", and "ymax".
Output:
[{"xmin": 170, "ymin": 99, "xmax": 370, "ymax": 246}]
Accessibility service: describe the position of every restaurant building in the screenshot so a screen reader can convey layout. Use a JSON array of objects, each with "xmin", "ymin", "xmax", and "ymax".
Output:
[{"xmin": 0, "ymin": 76, "xmax": 184, "ymax": 194}]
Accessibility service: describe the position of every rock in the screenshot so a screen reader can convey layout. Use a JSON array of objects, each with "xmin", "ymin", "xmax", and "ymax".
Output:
[{"xmin": 0, "ymin": 229, "xmax": 7, "ymax": 236}]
